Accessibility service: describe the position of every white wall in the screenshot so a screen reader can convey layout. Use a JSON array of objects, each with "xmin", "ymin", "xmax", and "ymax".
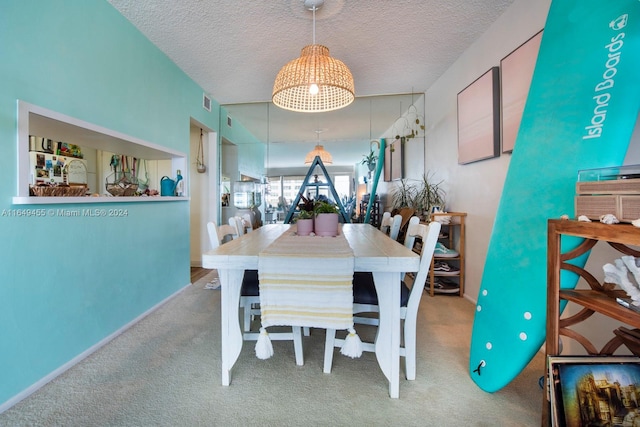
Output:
[
  {"xmin": 562, "ymin": 116, "xmax": 640, "ymax": 354},
  {"xmin": 421, "ymin": 0, "xmax": 640, "ymax": 357},
  {"xmin": 421, "ymin": 0, "xmax": 551, "ymax": 302},
  {"xmin": 189, "ymin": 124, "xmax": 217, "ymax": 267}
]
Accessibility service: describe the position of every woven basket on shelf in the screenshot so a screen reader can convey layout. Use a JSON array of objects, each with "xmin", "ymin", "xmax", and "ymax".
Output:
[
  {"xmin": 30, "ymin": 185, "xmax": 87, "ymax": 197},
  {"xmin": 105, "ymin": 172, "xmax": 138, "ymax": 197}
]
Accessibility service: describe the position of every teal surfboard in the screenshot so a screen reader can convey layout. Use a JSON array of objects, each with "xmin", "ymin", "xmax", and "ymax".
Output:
[{"xmin": 470, "ymin": 0, "xmax": 640, "ymax": 392}]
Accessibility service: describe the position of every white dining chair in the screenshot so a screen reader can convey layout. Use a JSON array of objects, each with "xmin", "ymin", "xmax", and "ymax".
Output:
[
  {"xmin": 229, "ymin": 216, "xmax": 245, "ymax": 238},
  {"xmin": 208, "ymin": 221, "xmax": 237, "ymax": 248},
  {"xmin": 323, "ymin": 220, "xmax": 441, "ymax": 380},
  {"xmin": 208, "ymin": 221, "xmax": 303, "ymax": 364},
  {"xmin": 242, "ymin": 213, "xmax": 254, "ymax": 232},
  {"xmin": 237, "ymin": 270, "xmax": 304, "ymax": 365},
  {"xmin": 379, "ymin": 212, "xmax": 391, "ymax": 232},
  {"xmin": 205, "ymin": 221, "xmax": 237, "ymax": 290},
  {"xmin": 380, "ymin": 212, "xmax": 403, "ymax": 241},
  {"xmin": 211, "ymin": 219, "xmax": 255, "ymax": 331},
  {"xmin": 339, "ymin": 217, "xmax": 418, "ymax": 329},
  {"xmin": 403, "ymin": 216, "xmax": 421, "ymax": 246},
  {"xmin": 388, "ymin": 214, "xmax": 403, "ymax": 241}
]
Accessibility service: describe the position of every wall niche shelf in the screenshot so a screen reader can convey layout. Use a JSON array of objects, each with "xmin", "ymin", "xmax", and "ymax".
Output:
[
  {"xmin": 14, "ymin": 100, "xmax": 188, "ymax": 205},
  {"xmin": 12, "ymin": 195, "xmax": 188, "ymax": 205}
]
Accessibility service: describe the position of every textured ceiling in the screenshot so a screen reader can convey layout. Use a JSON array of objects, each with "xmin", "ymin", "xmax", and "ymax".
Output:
[{"xmin": 107, "ymin": 0, "xmax": 516, "ymax": 166}]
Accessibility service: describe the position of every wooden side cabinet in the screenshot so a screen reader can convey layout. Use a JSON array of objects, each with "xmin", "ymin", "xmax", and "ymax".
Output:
[
  {"xmin": 427, "ymin": 212, "xmax": 466, "ymax": 297},
  {"xmin": 543, "ymin": 219, "xmax": 640, "ymax": 425}
]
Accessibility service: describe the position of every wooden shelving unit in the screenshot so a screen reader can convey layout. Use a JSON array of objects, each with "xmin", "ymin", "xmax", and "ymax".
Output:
[
  {"xmin": 427, "ymin": 212, "xmax": 466, "ymax": 297},
  {"xmin": 543, "ymin": 219, "xmax": 640, "ymax": 426}
]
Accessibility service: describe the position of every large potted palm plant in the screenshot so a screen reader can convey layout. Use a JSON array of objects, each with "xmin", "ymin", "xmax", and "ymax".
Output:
[
  {"xmin": 413, "ymin": 172, "xmax": 446, "ymax": 217},
  {"xmin": 390, "ymin": 179, "xmax": 417, "ymax": 211}
]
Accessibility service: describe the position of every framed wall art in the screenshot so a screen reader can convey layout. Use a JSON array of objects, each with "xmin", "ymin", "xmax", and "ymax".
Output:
[
  {"xmin": 500, "ymin": 30, "xmax": 543, "ymax": 153},
  {"xmin": 548, "ymin": 356, "xmax": 640, "ymax": 427},
  {"xmin": 383, "ymin": 138, "xmax": 404, "ymax": 181},
  {"xmin": 457, "ymin": 67, "xmax": 501, "ymax": 165},
  {"xmin": 384, "ymin": 142, "xmax": 391, "ymax": 182},
  {"xmin": 390, "ymin": 138, "xmax": 404, "ymax": 180}
]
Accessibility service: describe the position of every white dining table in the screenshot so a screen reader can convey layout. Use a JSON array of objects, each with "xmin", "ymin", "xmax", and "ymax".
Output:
[{"xmin": 201, "ymin": 223, "xmax": 420, "ymax": 398}]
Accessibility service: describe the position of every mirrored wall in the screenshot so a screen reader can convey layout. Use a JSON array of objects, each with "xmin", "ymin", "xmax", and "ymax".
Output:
[
  {"xmin": 223, "ymin": 93, "xmax": 425, "ymax": 173},
  {"xmin": 220, "ymin": 93, "xmax": 425, "ymax": 226}
]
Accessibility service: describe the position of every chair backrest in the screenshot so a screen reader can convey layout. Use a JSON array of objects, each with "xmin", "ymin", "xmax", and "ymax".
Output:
[
  {"xmin": 379, "ymin": 213, "xmax": 402, "ymax": 240},
  {"xmin": 404, "ymin": 220, "xmax": 441, "ymax": 314},
  {"xmin": 388, "ymin": 215, "xmax": 403, "ymax": 241},
  {"xmin": 379, "ymin": 212, "xmax": 392, "ymax": 232},
  {"xmin": 207, "ymin": 221, "xmax": 237, "ymax": 249},
  {"xmin": 241, "ymin": 213, "xmax": 254, "ymax": 232},
  {"xmin": 207, "ymin": 222, "xmax": 221, "ymax": 249},
  {"xmin": 402, "ymin": 216, "xmax": 422, "ymax": 248},
  {"xmin": 397, "ymin": 207, "xmax": 416, "ymax": 231},
  {"xmin": 229, "ymin": 216, "xmax": 245, "ymax": 237}
]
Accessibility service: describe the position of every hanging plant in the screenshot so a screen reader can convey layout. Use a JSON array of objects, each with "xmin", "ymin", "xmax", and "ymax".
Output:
[
  {"xmin": 196, "ymin": 128, "xmax": 207, "ymax": 173},
  {"xmin": 361, "ymin": 150, "xmax": 377, "ymax": 172}
]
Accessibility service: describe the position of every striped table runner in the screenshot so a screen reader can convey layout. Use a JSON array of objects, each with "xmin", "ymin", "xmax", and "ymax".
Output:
[{"xmin": 256, "ymin": 226, "xmax": 361, "ymax": 359}]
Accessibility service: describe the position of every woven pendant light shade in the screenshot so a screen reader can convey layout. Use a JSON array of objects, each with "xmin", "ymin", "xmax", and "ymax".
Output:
[
  {"xmin": 273, "ymin": 44, "xmax": 355, "ymax": 113},
  {"xmin": 304, "ymin": 145, "xmax": 333, "ymax": 165}
]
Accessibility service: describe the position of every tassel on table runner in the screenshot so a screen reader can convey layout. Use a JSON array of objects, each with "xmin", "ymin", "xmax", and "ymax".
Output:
[
  {"xmin": 255, "ymin": 327, "xmax": 274, "ymax": 359},
  {"xmin": 256, "ymin": 227, "xmax": 361, "ymax": 359},
  {"xmin": 340, "ymin": 328, "xmax": 363, "ymax": 358}
]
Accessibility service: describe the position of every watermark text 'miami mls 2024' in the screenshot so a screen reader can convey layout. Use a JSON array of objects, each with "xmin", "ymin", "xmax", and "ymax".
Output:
[{"xmin": 1, "ymin": 208, "xmax": 128, "ymax": 218}]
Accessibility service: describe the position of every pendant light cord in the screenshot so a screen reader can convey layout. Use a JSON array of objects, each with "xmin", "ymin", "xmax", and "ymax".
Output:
[{"xmin": 312, "ymin": 6, "xmax": 316, "ymax": 44}]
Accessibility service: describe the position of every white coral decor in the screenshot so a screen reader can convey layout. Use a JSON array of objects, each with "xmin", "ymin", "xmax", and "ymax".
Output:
[
  {"xmin": 599, "ymin": 214, "xmax": 619, "ymax": 224},
  {"xmin": 604, "ymin": 256, "xmax": 640, "ymax": 306}
]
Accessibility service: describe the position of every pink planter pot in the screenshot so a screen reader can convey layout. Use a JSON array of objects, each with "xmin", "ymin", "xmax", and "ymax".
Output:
[
  {"xmin": 314, "ymin": 213, "xmax": 339, "ymax": 237},
  {"xmin": 296, "ymin": 219, "xmax": 314, "ymax": 236}
]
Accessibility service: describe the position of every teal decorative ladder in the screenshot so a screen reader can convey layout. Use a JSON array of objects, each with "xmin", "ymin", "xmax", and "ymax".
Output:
[
  {"xmin": 283, "ymin": 156, "xmax": 350, "ymax": 224},
  {"xmin": 364, "ymin": 138, "xmax": 386, "ymax": 225}
]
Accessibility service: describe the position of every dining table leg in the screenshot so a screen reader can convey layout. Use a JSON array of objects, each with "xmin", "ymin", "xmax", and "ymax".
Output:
[
  {"xmin": 219, "ymin": 268, "xmax": 244, "ymax": 386},
  {"xmin": 372, "ymin": 271, "xmax": 401, "ymax": 398}
]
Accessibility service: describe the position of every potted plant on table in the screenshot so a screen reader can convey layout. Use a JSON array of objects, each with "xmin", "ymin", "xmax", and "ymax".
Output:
[
  {"xmin": 295, "ymin": 209, "xmax": 314, "ymax": 236},
  {"xmin": 314, "ymin": 199, "xmax": 340, "ymax": 237},
  {"xmin": 293, "ymin": 195, "xmax": 315, "ymax": 236}
]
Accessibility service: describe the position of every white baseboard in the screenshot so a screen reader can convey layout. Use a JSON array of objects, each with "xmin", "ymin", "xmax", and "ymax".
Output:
[
  {"xmin": 0, "ymin": 282, "xmax": 191, "ymax": 414},
  {"xmin": 463, "ymin": 293, "xmax": 476, "ymax": 305}
]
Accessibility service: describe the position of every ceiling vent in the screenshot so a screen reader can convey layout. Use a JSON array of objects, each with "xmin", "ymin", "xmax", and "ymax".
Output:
[{"xmin": 203, "ymin": 93, "xmax": 211, "ymax": 112}]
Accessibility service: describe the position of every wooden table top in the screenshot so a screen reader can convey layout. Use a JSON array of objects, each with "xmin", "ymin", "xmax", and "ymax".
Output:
[{"xmin": 202, "ymin": 223, "xmax": 420, "ymax": 274}]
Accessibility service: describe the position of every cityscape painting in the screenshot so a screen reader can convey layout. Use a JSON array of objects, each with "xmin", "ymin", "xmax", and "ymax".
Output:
[{"xmin": 549, "ymin": 357, "xmax": 640, "ymax": 427}]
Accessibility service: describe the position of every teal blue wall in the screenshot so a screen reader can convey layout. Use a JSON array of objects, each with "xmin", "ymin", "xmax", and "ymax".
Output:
[
  {"xmin": 0, "ymin": 0, "xmax": 224, "ymax": 406},
  {"xmin": 220, "ymin": 106, "xmax": 266, "ymax": 179}
]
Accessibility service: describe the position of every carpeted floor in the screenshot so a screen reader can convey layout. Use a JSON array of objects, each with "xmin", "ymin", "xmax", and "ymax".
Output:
[{"xmin": 0, "ymin": 269, "xmax": 544, "ymax": 426}]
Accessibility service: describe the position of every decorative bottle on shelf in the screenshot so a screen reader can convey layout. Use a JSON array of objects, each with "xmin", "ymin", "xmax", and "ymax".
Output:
[{"xmin": 175, "ymin": 170, "xmax": 183, "ymax": 196}]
